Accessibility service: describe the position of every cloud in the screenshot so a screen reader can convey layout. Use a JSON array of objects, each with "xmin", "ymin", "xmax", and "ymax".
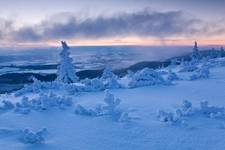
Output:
[{"xmin": 1, "ymin": 9, "xmax": 225, "ymax": 43}]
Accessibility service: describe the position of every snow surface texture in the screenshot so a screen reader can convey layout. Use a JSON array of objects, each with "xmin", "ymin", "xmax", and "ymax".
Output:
[{"xmin": 1, "ymin": 54, "xmax": 225, "ymax": 149}]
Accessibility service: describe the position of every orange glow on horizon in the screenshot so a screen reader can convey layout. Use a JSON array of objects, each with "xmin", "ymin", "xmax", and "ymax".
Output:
[{"xmin": 0, "ymin": 37, "xmax": 225, "ymax": 48}]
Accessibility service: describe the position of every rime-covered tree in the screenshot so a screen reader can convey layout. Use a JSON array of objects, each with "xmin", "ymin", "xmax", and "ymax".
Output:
[
  {"xmin": 57, "ymin": 41, "xmax": 78, "ymax": 83},
  {"xmin": 191, "ymin": 41, "xmax": 201, "ymax": 59},
  {"xmin": 220, "ymin": 47, "xmax": 225, "ymax": 57}
]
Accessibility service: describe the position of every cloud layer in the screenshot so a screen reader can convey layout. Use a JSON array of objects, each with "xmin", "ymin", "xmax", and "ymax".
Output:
[{"xmin": 0, "ymin": 9, "xmax": 224, "ymax": 43}]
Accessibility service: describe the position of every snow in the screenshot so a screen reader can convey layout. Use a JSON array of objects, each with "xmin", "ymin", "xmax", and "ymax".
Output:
[{"xmin": 1, "ymin": 55, "xmax": 225, "ymax": 149}]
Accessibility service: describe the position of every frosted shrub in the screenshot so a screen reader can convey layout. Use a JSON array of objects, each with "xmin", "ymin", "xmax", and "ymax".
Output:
[
  {"xmin": 179, "ymin": 61, "xmax": 198, "ymax": 72},
  {"xmin": 103, "ymin": 90, "xmax": 121, "ymax": 115},
  {"xmin": 118, "ymin": 110, "xmax": 140, "ymax": 122},
  {"xmin": 199, "ymin": 101, "xmax": 225, "ymax": 118},
  {"xmin": 167, "ymin": 70, "xmax": 179, "ymax": 81},
  {"xmin": 176, "ymin": 100, "xmax": 193, "ymax": 116},
  {"xmin": 104, "ymin": 78, "xmax": 121, "ymax": 89},
  {"xmin": 74, "ymin": 104, "xmax": 104, "ymax": 116},
  {"xmin": 82, "ymin": 78, "xmax": 104, "ymax": 91},
  {"xmin": 190, "ymin": 66, "xmax": 210, "ymax": 80},
  {"xmin": 21, "ymin": 128, "xmax": 47, "ymax": 144},
  {"xmin": 14, "ymin": 81, "xmax": 60, "ymax": 96},
  {"xmin": 126, "ymin": 70, "xmax": 134, "ymax": 78},
  {"xmin": 128, "ymin": 68, "xmax": 169, "ymax": 88},
  {"xmin": 15, "ymin": 96, "xmax": 31, "ymax": 114},
  {"xmin": 37, "ymin": 93, "xmax": 73, "ymax": 110},
  {"xmin": 74, "ymin": 91, "xmax": 126, "ymax": 120},
  {"xmin": 15, "ymin": 93, "xmax": 73, "ymax": 114},
  {"xmin": 157, "ymin": 100, "xmax": 193, "ymax": 124},
  {"xmin": 157, "ymin": 110, "xmax": 177, "ymax": 123},
  {"xmin": 101, "ymin": 66, "xmax": 118, "ymax": 81},
  {"xmin": 100, "ymin": 67, "xmax": 121, "ymax": 89},
  {"xmin": 0, "ymin": 100, "xmax": 14, "ymax": 112}
]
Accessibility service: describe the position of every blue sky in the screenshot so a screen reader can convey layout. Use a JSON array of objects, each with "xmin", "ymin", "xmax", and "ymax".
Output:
[{"xmin": 0, "ymin": 0, "xmax": 225, "ymax": 47}]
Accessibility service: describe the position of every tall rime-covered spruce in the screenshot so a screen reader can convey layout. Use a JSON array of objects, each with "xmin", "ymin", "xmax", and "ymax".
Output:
[
  {"xmin": 191, "ymin": 41, "xmax": 201, "ymax": 59},
  {"xmin": 57, "ymin": 41, "xmax": 78, "ymax": 83}
]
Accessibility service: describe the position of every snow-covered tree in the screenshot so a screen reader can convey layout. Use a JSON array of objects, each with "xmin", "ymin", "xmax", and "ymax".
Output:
[
  {"xmin": 191, "ymin": 41, "xmax": 201, "ymax": 60},
  {"xmin": 219, "ymin": 47, "xmax": 225, "ymax": 58},
  {"xmin": 57, "ymin": 41, "xmax": 78, "ymax": 83}
]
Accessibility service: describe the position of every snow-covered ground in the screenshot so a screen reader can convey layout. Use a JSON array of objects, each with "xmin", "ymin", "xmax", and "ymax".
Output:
[{"xmin": 0, "ymin": 57, "xmax": 225, "ymax": 150}]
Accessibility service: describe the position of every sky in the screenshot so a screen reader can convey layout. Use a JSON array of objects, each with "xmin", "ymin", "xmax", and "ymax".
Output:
[{"xmin": 0, "ymin": 0, "xmax": 225, "ymax": 47}]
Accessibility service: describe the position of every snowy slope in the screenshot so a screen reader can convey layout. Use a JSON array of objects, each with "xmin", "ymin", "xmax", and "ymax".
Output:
[{"xmin": 0, "ymin": 61, "xmax": 225, "ymax": 150}]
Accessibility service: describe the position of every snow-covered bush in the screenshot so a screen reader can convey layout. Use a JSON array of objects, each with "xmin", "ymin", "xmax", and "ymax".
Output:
[
  {"xmin": 126, "ymin": 70, "xmax": 134, "ymax": 78},
  {"xmin": 102, "ymin": 90, "xmax": 121, "ymax": 115},
  {"xmin": 118, "ymin": 109, "xmax": 140, "ymax": 122},
  {"xmin": 157, "ymin": 110, "xmax": 177, "ymax": 123},
  {"xmin": 14, "ymin": 81, "xmax": 85, "ymax": 97},
  {"xmin": 0, "ymin": 100, "xmax": 14, "ymax": 112},
  {"xmin": 100, "ymin": 67, "xmax": 121, "ymax": 89},
  {"xmin": 14, "ymin": 93, "xmax": 73, "ymax": 114},
  {"xmin": 179, "ymin": 60, "xmax": 198, "ymax": 72},
  {"xmin": 14, "ymin": 96, "xmax": 31, "ymax": 114},
  {"xmin": 75, "ymin": 90, "xmax": 121, "ymax": 118},
  {"xmin": 82, "ymin": 78, "xmax": 104, "ymax": 92},
  {"xmin": 104, "ymin": 78, "xmax": 121, "ymax": 89},
  {"xmin": 57, "ymin": 41, "xmax": 79, "ymax": 83},
  {"xmin": 157, "ymin": 100, "xmax": 194, "ymax": 124},
  {"xmin": 74, "ymin": 104, "xmax": 104, "ymax": 116},
  {"xmin": 128, "ymin": 68, "xmax": 169, "ymax": 88},
  {"xmin": 20, "ymin": 128, "xmax": 47, "ymax": 144},
  {"xmin": 101, "ymin": 66, "xmax": 118, "ymax": 80},
  {"xmin": 167, "ymin": 70, "xmax": 179, "ymax": 81},
  {"xmin": 190, "ymin": 65, "xmax": 210, "ymax": 80},
  {"xmin": 74, "ymin": 90, "xmax": 138, "ymax": 122},
  {"xmin": 199, "ymin": 101, "xmax": 225, "ymax": 118}
]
